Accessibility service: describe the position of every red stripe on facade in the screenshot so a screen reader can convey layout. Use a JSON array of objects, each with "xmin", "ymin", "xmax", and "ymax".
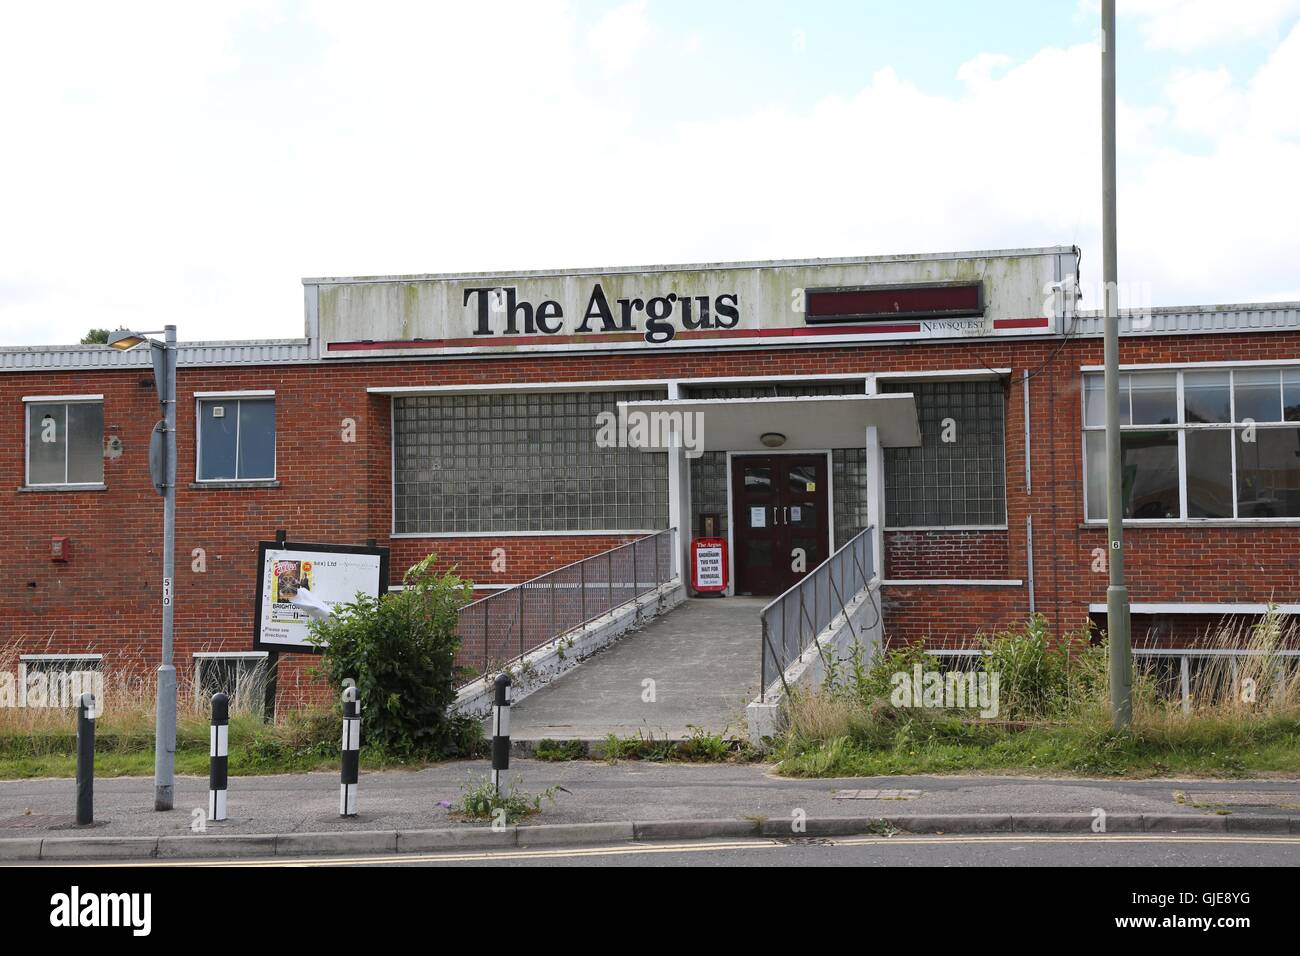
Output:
[
  {"xmin": 992, "ymin": 317, "xmax": 1050, "ymax": 329},
  {"xmin": 325, "ymin": 322, "xmax": 926, "ymax": 351}
]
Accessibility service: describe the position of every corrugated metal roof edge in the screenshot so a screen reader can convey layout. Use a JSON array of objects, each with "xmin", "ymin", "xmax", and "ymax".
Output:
[
  {"xmin": 0, "ymin": 339, "xmax": 314, "ymax": 371},
  {"xmin": 4, "ymin": 301, "xmax": 1300, "ymax": 372}
]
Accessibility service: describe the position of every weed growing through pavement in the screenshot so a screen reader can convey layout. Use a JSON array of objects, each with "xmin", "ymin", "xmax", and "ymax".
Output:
[{"xmin": 452, "ymin": 773, "xmax": 563, "ymax": 824}]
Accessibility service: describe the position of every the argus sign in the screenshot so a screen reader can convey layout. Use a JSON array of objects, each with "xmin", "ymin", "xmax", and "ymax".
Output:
[
  {"xmin": 316, "ymin": 252, "xmax": 1065, "ymax": 359},
  {"xmin": 253, "ymin": 541, "xmax": 389, "ymax": 652}
]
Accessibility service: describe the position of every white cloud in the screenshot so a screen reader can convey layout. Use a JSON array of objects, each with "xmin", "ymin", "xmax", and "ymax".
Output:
[
  {"xmin": 0, "ymin": 4, "xmax": 1298, "ymax": 347},
  {"xmin": 1114, "ymin": 0, "xmax": 1300, "ymax": 52},
  {"xmin": 956, "ymin": 52, "xmax": 1012, "ymax": 88},
  {"xmin": 586, "ymin": 1, "xmax": 651, "ymax": 72}
]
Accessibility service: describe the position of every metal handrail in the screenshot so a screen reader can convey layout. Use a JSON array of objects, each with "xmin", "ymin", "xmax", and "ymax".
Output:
[
  {"xmin": 759, "ymin": 525, "xmax": 877, "ymax": 693},
  {"xmin": 455, "ymin": 528, "xmax": 678, "ymax": 682}
]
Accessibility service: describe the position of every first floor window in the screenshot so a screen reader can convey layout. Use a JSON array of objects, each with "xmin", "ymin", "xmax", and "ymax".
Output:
[
  {"xmin": 25, "ymin": 399, "xmax": 104, "ymax": 486},
  {"xmin": 1083, "ymin": 367, "xmax": 1300, "ymax": 520},
  {"xmin": 197, "ymin": 397, "xmax": 276, "ymax": 481}
]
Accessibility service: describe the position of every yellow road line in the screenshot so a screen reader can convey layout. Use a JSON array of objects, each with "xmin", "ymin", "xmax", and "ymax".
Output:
[
  {"xmin": 830, "ymin": 834, "xmax": 1300, "ymax": 847},
  {"xmin": 57, "ymin": 839, "xmax": 784, "ymax": 868},
  {"xmin": 40, "ymin": 831, "xmax": 1300, "ymax": 867}
]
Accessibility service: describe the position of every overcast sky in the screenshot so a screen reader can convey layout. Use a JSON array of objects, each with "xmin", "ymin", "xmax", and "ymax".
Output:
[{"xmin": 1, "ymin": 0, "xmax": 1297, "ymax": 346}]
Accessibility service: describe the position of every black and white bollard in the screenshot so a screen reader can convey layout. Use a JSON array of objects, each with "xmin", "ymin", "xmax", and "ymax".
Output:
[
  {"xmin": 76, "ymin": 692, "xmax": 95, "ymax": 826},
  {"xmin": 208, "ymin": 692, "xmax": 229, "ymax": 822},
  {"xmin": 491, "ymin": 673, "xmax": 511, "ymax": 795},
  {"xmin": 340, "ymin": 685, "xmax": 360, "ymax": 817}
]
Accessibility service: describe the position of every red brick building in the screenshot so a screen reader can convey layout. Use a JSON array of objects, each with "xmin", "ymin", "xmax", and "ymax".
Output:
[{"xmin": 4, "ymin": 246, "xmax": 1299, "ymax": 711}]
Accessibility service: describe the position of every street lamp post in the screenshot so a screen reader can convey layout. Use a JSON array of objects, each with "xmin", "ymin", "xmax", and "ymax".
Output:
[
  {"xmin": 1101, "ymin": 0, "xmax": 1133, "ymax": 727},
  {"xmin": 108, "ymin": 325, "xmax": 178, "ymax": 809}
]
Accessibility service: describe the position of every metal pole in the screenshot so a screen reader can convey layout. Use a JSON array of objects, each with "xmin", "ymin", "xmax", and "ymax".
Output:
[
  {"xmin": 340, "ymin": 685, "xmax": 360, "ymax": 816},
  {"xmin": 208, "ymin": 692, "xmax": 229, "ymax": 822},
  {"xmin": 1102, "ymin": 0, "xmax": 1132, "ymax": 728},
  {"xmin": 491, "ymin": 673, "xmax": 512, "ymax": 796},
  {"xmin": 76, "ymin": 692, "xmax": 95, "ymax": 826},
  {"xmin": 155, "ymin": 324, "xmax": 178, "ymax": 809},
  {"xmin": 654, "ymin": 531, "xmax": 661, "ymax": 586}
]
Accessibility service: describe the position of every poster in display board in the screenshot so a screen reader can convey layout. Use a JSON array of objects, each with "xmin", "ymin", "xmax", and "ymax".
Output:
[{"xmin": 253, "ymin": 541, "xmax": 389, "ymax": 653}]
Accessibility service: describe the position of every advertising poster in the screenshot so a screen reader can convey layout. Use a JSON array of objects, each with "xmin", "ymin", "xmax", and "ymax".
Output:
[{"xmin": 253, "ymin": 541, "xmax": 389, "ymax": 652}]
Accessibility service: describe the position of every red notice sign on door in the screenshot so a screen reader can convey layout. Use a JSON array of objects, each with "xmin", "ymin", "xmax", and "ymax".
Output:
[{"xmin": 691, "ymin": 537, "xmax": 727, "ymax": 594}]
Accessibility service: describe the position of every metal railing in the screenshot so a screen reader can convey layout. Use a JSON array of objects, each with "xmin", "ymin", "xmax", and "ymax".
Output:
[
  {"xmin": 760, "ymin": 525, "xmax": 877, "ymax": 693},
  {"xmin": 455, "ymin": 528, "xmax": 678, "ymax": 682}
]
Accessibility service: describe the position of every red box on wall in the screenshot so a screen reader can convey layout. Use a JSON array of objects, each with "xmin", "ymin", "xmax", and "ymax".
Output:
[
  {"xmin": 691, "ymin": 537, "xmax": 727, "ymax": 594},
  {"xmin": 51, "ymin": 536, "xmax": 71, "ymax": 562}
]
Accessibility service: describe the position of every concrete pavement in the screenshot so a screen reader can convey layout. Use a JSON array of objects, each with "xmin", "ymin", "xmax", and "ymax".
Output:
[
  {"xmin": 3, "ymin": 761, "xmax": 1299, "ymax": 860},
  {"xmin": 507, "ymin": 596, "xmax": 766, "ymax": 741}
]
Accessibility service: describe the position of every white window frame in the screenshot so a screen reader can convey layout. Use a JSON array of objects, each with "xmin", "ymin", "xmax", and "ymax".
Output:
[
  {"xmin": 16, "ymin": 653, "xmax": 104, "ymax": 709},
  {"xmin": 194, "ymin": 391, "xmax": 277, "ymax": 483},
  {"xmin": 22, "ymin": 395, "xmax": 105, "ymax": 488},
  {"xmin": 1081, "ymin": 366, "xmax": 1300, "ymax": 524},
  {"xmin": 192, "ymin": 651, "xmax": 271, "ymax": 713}
]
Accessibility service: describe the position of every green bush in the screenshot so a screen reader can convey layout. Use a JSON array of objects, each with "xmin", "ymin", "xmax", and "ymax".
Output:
[
  {"xmin": 977, "ymin": 614, "xmax": 1107, "ymax": 719},
  {"xmin": 308, "ymin": 555, "xmax": 481, "ymax": 758}
]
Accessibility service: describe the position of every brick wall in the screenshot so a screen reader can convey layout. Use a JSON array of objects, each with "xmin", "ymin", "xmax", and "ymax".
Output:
[
  {"xmin": 884, "ymin": 530, "xmax": 1010, "ymax": 578},
  {"xmin": 5, "ymin": 329, "xmax": 1300, "ymax": 709}
]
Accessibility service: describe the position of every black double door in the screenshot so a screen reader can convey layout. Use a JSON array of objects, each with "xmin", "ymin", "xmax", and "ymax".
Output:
[{"xmin": 731, "ymin": 454, "xmax": 830, "ymax": 596}]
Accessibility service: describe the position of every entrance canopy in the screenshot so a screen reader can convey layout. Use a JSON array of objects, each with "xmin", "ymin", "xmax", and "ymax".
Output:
[{"xmin": 617, "ymin": 393, "xmax": 921, "ymax": 452}]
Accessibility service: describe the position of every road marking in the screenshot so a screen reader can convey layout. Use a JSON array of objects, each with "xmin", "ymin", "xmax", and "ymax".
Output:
[
  {"xmin": 56, "ymin": 838, "xmax": 785, "ymax": 867},
  {"xmin": 829, "ymin": 834, "xmax": 1300, "ymax": 847},
  {"xmin": 41, "ymin": 832, "xmax": 1300, "ymax": 867}
]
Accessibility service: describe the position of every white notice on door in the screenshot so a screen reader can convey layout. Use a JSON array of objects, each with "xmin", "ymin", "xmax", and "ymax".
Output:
[
  {"xmin": 750, "ymin": 506, "xmax": 766, "ymax": 528},
  {"xmin": 791, "ymin": 506, "xmax": 802, "ymax": 523}
]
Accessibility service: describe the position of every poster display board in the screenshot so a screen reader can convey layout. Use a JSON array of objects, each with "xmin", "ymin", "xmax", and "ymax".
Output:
[
  {"xmin": 253, "ymin": 541, "xmax": 389, "ymax": 652},
  {"xmin": 691, "ymin": 537, "xmax": 728, "ymax": 594}
]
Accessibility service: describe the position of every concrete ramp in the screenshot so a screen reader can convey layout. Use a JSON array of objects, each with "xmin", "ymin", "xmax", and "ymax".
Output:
[{"xmin": 508, "ymin": 597, "xmax": 766, "ymax": 742}]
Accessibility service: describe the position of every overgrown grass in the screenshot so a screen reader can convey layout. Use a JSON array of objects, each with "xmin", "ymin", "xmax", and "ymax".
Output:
[
  {"xmin": 601, "ymin": 727, "xmax": 756, "ymax": 763},
  {"xmin": 532, "ymin": 739, "xmax": 587, "ymax": 762},
  {"xmin": 0, "ymin": 640, "xmax": 483, "ymax": 779},
  {"xmin": 776, "ymin": 610, "xmax": 1300, "ymax": 779},
  {"xmin": 0, "ymin": 708, "xmax": 473, "ymax": 779}
]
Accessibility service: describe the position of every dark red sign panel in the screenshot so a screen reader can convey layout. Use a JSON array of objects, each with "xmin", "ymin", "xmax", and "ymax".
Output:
[{"xmin": 806, "ymin": 282, "xmax": 984, "ymax": 324}]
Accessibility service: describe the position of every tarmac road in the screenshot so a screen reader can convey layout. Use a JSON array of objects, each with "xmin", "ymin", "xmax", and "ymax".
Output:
[{"xmin": 43, "ymin": 832, "xmax": 1300, "ymax": 867}]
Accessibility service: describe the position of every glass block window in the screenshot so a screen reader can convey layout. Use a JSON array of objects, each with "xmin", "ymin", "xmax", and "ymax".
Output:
[
  {"xmin": 689, "ymin": 451, "xmax": 729, "ymax": 536},
  {"xmin": 832, "ymin": 447, "xmax": 872, "ymax": 545},
  {"xmin": 881, "ymin": 379, "xmax": 1007, "ymax": 527},
  {"xmin": 1083, "ymin": 367, "xmax": 1300, "ymax": 520},
  {"xmin": 394, "ymin": 389, "xmax": 669, "ymax": 533}
]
